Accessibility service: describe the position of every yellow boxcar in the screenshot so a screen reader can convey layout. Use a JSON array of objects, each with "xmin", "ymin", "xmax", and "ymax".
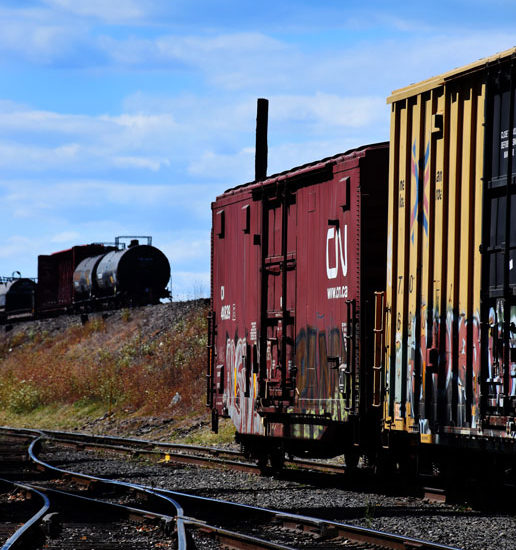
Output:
[{"xmin": 384, "ymin": 47, "xmax": 516, "ymax": 461}]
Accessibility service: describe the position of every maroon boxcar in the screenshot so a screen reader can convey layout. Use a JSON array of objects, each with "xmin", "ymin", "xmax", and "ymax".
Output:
[
  {"xmin": 208, "ymin": 143, "xmax": 389, "ymax": 465},
  {"xmin": 37, "ymin": 244, "xmax": 110, "ymax": 315}
]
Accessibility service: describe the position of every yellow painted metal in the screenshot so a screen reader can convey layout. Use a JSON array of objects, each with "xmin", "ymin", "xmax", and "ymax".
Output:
[
  {"xmin": 445, "ymin": 88, "xmax": 460, "ymax": 427},
  {"xmin": 384, "ymin": 102, "xmax": 398, "ymax": 427},
  {"xmin": 422, "ymin": 94, "xmax": 435, "ymax": 422},
  {"xmin": 384, "ymin": 50, "xmax": 497, "ymax": 435},
  {"xmin": 472, "ymin": 85, "xmax": 485, "ymax": 429},
  {"xmin": 387, "ymin": 46, "xmax": 516, "ymax": 104},
  {"xmin": 430, "ymin": 88, "xmax": 445, "ymax": 426},
  {"xmin": 420, "ymin": 433, "xmax": 434, "ymax": 444},
  {"xmin": 395, "ymin": 102, "xmax": 409, "ymax": 427},
  {"xmin": 407, "ymin": 95, "xmax": 421, "ymax": 431}
]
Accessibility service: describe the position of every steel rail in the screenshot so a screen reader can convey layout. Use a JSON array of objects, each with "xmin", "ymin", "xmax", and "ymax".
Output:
[
  {"xmin": 0, "ymin": 425, "xmax": 246, "ymax": 459},
  {"xmin": 0, "ymin": 479, "xmax": 49, "ymax": 550},
  {"xmin": 4, "ymin": 429, "xmax": 461, "ymax": 550},
  {"xmin": 45, "ymin": 437, "xmax": 260, "ymax": 473},
  {"xmin": 182, "ymin": 517, "xmax": 296, "ymax": 550},
  {"xmin": 24, "ymin": 435, "xmax": 299, "ymax": 549},
  {"xmin": 22, "ymin": 484, "xmax": 176, "ymax": 531},
  {"xmin": 0, "ymin": 425, "xmax": 346, "ymax": 475},
  {"xmin": 149, "ymin": 486, "xmax": 461, "ymax": 550},
  {"xmin": 27, "ymin": 437, "xmax": 188, "ymax": 550},
  {"xmin": 2, "ymin": 482, "xmax": 293, "ymax": 550}
]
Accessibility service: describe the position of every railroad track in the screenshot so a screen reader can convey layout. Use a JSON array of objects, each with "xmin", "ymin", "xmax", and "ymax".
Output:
[
  {"xmin": 0, "ymin": 425, "xmax": 346, "ymax": 476},
  {"xmin": 0, "ymin": 480, "xmax": 49, "ymax": 548},
  {"xmin": 0, "ymin": 426, "xmax": 460, "ymax": 549},
  {"xmin": 3, "ymin": 479, "xmax": 180, "ymax": 549}
]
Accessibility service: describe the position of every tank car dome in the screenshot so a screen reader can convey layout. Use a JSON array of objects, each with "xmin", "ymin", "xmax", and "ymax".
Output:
[{"xmin": 96, "ymin": 244, "xmax": 170, "ymax": 297}]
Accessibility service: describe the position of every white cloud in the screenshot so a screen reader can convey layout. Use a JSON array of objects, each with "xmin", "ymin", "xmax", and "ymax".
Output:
[
  {"xmin": 161, "ymin": 237, "xmax": 210, "ymax": 264},
  {"xmin": 0, "ymin": 105, "xmax": 181, "ymax": 174},
  {"xmin": 0, "ymin": 23, "xmax": 70, "ymax": 61},
  {"xmin": 92, "ymin": 30, "xmax": 516, "ymax": 94},
  {"xmin": 0, "ymin": 235, "xmax": 45, "ymax": 279},
  {"xmin": 0, "ymin": 105, "xmax": 176, "ymax": 142},
  {"xmin": 0, "ymin": 142, "xmax": 82, "ymax": 170},
  {"xmin": 0, "ymin": 235, "xmax": 37, "ymax": 261},
  {"xmin": 0, "ymin": 92, "xmax": 386, "ymax": 181},
  {"xmin": 270, "ymin": 93, "xmax": 386, "ymax": 129},
  {"xmin": 0, "ymin": 179, "xmax": 215, "ymax": 220},
  {"xmin": 113, "ymin": 156, "xmax": 170, "ymax": 171},
  {"xmin": 42, "ymin": 0, "xmax": 147, "ymax": 22},
  {"xmin": 171, "ymin": 271, "xmax": 210, "ymax": 301},
  {"xmin": 0, "ymin": 105, "xmax": 108, "ymax": 134},
  {"xmin": 51, "ymin": 231, "xmax": 81, "ymax": 243},
  {"xmin": 188, "ymin": 148, "xmax": 255, "ymax": 183}
]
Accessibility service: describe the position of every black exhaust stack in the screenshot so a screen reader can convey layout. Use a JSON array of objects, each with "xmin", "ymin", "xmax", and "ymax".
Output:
[{"xmin": 255, "ymin": 98, "xmax": 268, "ymax": 181}]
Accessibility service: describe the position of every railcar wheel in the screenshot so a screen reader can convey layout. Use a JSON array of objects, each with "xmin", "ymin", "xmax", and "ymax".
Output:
[
  {"xmin": 256, "ymin": 454, "xmax": 268, "ymax": 474},
  {"xmin": 344, "ymin": 449, "xmax": 360, "ymax": 471},
  {"xmin": 373, "ymin": 449, "xmax": 395, "ymax": 479},
  {"xmin": 269, "ymin": 448, "xmax": 285, "ymax": 475}
]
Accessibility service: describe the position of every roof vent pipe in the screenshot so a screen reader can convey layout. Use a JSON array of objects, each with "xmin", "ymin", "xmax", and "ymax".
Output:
[{"xmin": 255, "ymin": 98, "xmax": 268, "ymax": 181}]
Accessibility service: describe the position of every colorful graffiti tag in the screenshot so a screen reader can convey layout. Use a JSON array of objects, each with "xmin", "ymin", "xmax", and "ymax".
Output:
[{"xmin": 224, "ymin": 335, "xmax": 263, "ymax": 436}]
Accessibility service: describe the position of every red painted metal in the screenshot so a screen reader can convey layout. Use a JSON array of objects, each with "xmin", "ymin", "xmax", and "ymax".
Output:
[
  {"xmin": 209, "ymin": 143, "xmax": 389, "ymax": 457},
  {"xmin": 37, "ymin": 244, "xmax": 108, "ymax": 314}
]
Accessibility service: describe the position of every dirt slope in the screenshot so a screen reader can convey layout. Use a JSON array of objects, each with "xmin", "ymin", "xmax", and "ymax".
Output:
[{"xmin": 0, "ymin": 300, "xmax": 234, "ymax": 443}]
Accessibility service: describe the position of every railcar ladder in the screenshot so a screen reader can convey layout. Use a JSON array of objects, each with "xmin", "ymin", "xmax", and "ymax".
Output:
[{"xmin": 372, "ymin": 291, "xmax": 386, "ymax": 407}]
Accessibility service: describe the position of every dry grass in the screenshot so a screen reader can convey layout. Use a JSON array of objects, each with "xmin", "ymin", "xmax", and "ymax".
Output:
[{"xmin": 0, "ymin": 304, "xmax": 210, "ymax": 424}]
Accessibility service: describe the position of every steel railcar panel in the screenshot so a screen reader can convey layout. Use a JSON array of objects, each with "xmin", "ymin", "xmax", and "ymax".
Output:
[
  {"xmin": 385, "ymin": 47, "xmax": 516, "ymax": 451},
  {"xmin": 37, "ymin": 244, "xmax": 108, "ymax": 313},
  {"xmin": 210, "ymin": 144, "xmax": 389, "ymax": 456},
  {"xmin": 0, "ymin": 278, "xmax": 36, "ymax": 321}
]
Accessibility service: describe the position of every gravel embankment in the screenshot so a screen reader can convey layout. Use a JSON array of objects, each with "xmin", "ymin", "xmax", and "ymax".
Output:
[
  {"xmin": 0, "ymin": 299, "xmax": 208, "ymax": 342},
  {"xmin": 43, "ymin": 445, "xmax": 516, "ymax": 550}
]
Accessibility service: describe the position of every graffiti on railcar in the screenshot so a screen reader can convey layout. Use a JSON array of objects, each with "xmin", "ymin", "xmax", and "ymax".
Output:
[
  {"xmin": 486, "ymin": 303, "xmax": 516, "ymax": 414},
  {"xmin": 511, "ymin": 307, "xmax": 516, "ymax": 404},
  {"xmin": 407, "ymin": 312, "xmax": 416, "ymax": 419},
  {"xmin": 224, "ymin": 334, "xmax": 264, "ymax": 435},
  {"xmin": 456, "ymin": 313, "xmax": 467, "ymax": 427},
  {"xmin": 295, "ymin": 325, "xmax": 346, "ymax": 419},
  {"xmin": 290, "ymin": 324, "xmax": 348, "ymax": 440},
  {"xmin": 408, "ymin": 303, "xmax": 481, "ymax": 431},
  {"xmin": 440, "ymin": 309, "xmax": 481, "ymax": 427},
  {"xmin": 487, "ymin": 304, "xmax": 504, "ymax": 410},
  {"xmin": 471, "ymin": 313, "xmax": 481, "ymax": 428}
]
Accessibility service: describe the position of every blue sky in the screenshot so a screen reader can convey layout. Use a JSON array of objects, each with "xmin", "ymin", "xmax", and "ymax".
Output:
[{"xmin": 0, "ymin": 1, "xmax": 515, "ymax": 299}]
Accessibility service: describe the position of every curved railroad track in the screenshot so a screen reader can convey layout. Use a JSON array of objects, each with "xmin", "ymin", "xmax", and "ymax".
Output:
[
  {"xmin": 0, "ymin": 426, "xmax": 346, "ymax": 476},
  {"xmin": 0, "ymin": 426, "xmax": 460, "ymax": 549}
]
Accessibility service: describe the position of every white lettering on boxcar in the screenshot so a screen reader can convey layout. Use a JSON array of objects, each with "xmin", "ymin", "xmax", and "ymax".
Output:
[
  {"xmin": 221, "ymin": 305, "xmax": 231, "ymax": 320},
  {"xmin": 326, "ymin": 225, "xmax": 348, "ymax": 280},
  {"xmin": 326, "ymin": 224, "xmax": 348, "ymax": 299},
  {"xmin": 327, "ymin": 285, "xmax": 348, "ymax": 299}
]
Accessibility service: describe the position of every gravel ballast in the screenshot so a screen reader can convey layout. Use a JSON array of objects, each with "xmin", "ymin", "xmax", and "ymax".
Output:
[{"xmin": 42, "ymin": 445, "xmax": 516, "ymax": 550}]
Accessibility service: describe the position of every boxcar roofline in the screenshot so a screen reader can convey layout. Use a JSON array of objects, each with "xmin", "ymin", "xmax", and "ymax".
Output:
[
  {"xmin": 216, "ymin": 141, "xmax": 388, "ymax": 200},
  {"xmin": 388, "ymin": 45, "xmax": 516, "ymax": 104}
]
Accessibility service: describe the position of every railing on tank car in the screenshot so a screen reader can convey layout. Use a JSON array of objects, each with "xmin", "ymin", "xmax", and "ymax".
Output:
[{"xmin": 0, "ymin": 272, "xmax": 37, "ymax": 284}]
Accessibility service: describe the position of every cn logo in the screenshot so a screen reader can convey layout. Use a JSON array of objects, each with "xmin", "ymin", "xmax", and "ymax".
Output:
[{"xmin": 326, "ymin": 225, "xmax": 347, "ymax": 279}]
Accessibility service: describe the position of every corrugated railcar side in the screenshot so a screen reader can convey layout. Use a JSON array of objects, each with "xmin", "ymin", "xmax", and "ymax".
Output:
[
  {"xmin": 384, "ymin": 47, "xmax": 516, "ymax": 468},
  {"xmin": 209, "ymin": 143, "xmax": 389, "ymax": 461},
  {"xmin": 37, "ymin": 244, "xmax": 108, "ymax": 314}
]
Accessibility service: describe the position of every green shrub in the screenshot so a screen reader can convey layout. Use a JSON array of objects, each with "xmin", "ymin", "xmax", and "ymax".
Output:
[{"xmin": 8, "ymin": 380, "xmax": 42, "ymax": 413}]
